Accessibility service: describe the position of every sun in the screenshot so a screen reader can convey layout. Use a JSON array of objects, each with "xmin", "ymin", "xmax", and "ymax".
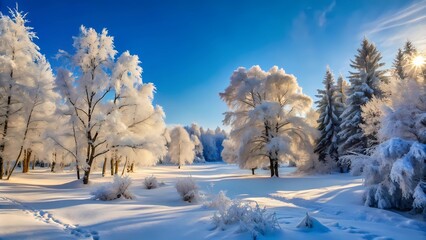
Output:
[{"xmin": 413, "ymin": 55, "xmax": 425, "ymax": 67}]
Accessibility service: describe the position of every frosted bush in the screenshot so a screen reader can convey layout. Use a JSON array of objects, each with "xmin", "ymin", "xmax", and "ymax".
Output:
[
  {"xmin": 212, "ymin": 200, "xmax": 280, "ymax": 238},
  {"xmin": 204, "ymin": 191, "xmax": 232, "ymax": 212},
  {"xmin": 91, "ymin": 175, "xmax": 134, "ymax": 201},
  {"xmin": 359, "ymin": 138, "xmax": 426, "ymax": 212},
  {"xmin": 144, "ymin": 175, "xmax": 159, "ymax": 189},
  {"xmin": 176, "ymin": 177, "xmax": 199, "ymax": 202}
]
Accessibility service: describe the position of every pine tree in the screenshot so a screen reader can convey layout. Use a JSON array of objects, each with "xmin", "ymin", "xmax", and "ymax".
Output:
[
  {"xmin": 393, "ymin": 48, "xmax": 405, "ymax": 80},
  {"xmin": 314, "ymin": 68, "xmax": 339, "ymax": 163},
  {"xmin": 338, "ymin": 39, "xmax": 386, "ymax": 163},
  {"xmin": 334, "ymin": 74, "xmax": 349, "ymax": 117}
]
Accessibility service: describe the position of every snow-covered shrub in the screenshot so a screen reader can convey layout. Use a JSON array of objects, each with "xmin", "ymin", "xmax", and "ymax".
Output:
[
  {"xmin": 144, "ymin": 175, "xmax": 159, "ymax": 189},
  {"xmin": 359, "ymin": 138, "xmax": 426, "ymax": 211},
  {"xmin": 91, "ymin": 175, "xmax": 134, "ymax": 201},
  {"xmin": 212, "ymin": 200, "xmax": 280, "ymax": 238},
  {"xmin": 176, "ymin": 177, "xmax": 199, "ymax": 202},
  {"xmin": 204, "ymin": 191, "xmax": 232, "ymax": 212}
]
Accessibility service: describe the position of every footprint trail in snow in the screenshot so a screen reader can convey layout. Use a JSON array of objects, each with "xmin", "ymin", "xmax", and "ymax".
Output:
[{"xmin": 1, "ymin": 197, "xmax": 99, "ymax": 240}]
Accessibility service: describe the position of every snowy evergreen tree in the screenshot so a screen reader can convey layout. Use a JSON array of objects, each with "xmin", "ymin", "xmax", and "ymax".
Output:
[
  {"xmin": 169, "ymin": 126, "xmax": 195, "ymax": 168},
  {"xmin": 360, "ymin": 96, "xmax": 387, "ymax": 149},
  {"xmin": 334, "ymin": 74, "xmax": 349, "ymax": 117},
  {"xmin": 393, "ymin": 48, "xmax": 405, "ymax": 80},
  {"xmin": 314, "ymin": 68, "xmax": 339, "ymax": 164},
  {"xmin": 338, "ymin": 39, "xmax": 386, "ymax": 166},
  {"xmin": 356, "ymin": 75, "xmax": 426, "ymax": 215},
  {"xmin": 220, "ymin": 66, "xmax": 318, "ymax": 176}
]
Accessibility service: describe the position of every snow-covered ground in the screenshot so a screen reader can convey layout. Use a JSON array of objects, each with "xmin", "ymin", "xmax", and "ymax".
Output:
[{"xmin": 0, "ymin": 164, "xmax": 425, "ymax": 240}]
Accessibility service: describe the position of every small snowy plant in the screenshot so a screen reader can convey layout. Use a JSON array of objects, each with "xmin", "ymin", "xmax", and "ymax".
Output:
[
  {"xmin": 91, "ymin": 175, "xmax": 134, "ymax": 201},
  {"xmin": 176, "ymin": 177, "xmax": 200, "ymax": 203},
  {"xmin": 212, "ymin": 199, "xmax": 280, "ymax": 238},
  {"xmin": 204, "ymin": 191, "xmax": 232, "ymax": 212},
  {"xmin": 144, "ymin": 175, "xmax": 159, "ymax": 189}
]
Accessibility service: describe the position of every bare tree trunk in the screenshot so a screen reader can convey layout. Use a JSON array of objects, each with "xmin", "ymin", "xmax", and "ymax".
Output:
[
  {"xmin": 72, "ymin": 123, "xmax": 80, "ymax": 180},
  {"xmin": 6, "ymin": 146, "xmax": 25, "ymax": 180},
  {"xmin": 31, "ymin": 154, "xmax": 36, "ymax": 170},
  {"xmin": 76, "ymin": 165, "xmax": 80, "ymax": 179},
  {"xmin": 121, "ymin": 157, "xmax": 128, "ymax": 176},
  {"xmin": 0, "ymin": 83, "xmax": 13, "ymax": 180},
  {"xmin": 269, "ymin": 158, "xmax": 275, "ymax": 177},
  {"xmin": 22, "ymin": 149, "xmax": 32, "ymax": 173},
  {"xmin": 110, "ymin": 157, "xmax": 114, "ymax": 176},
  {"xmin": 274, "ymin": 161, "xmax": 279, "ymax": 177},
  {"xmin": 51, "ymin": 153, "xmax": 56, "ymax": 172},
  {"xmin": 130, "ymin": 163, "xmax": 134, "ymax": 172},
  {"xmin": 251, "ymin": 168, "xmax": 255, "ymax": 175},
  {"xmin": 114, "ymin": 157, "xmax": 119, "ymax": 175},
  {"xmin": 102, "ymin": 157, "xmax": 107, "ymax": 177},
  {"xmin": 22, "ymin": 149, "xmax": 27, "ymax": 173},
  {"xmin": 5, "ymin": 161, "xmax": 10, "ymax": 176}
]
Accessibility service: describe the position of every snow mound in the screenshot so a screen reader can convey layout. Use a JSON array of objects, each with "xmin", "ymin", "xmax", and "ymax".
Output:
[{"xmin": 297, "ymin": 212, "xmax": 330, "ymax": 232}]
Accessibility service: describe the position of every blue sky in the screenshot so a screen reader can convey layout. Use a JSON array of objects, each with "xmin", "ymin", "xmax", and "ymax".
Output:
[{"xmin": 1, "ymin": 0, "xmax": 425, "ymax": 129}]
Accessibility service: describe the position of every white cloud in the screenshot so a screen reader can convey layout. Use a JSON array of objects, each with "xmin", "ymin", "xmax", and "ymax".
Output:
[
  {"xmin": 363, "ymin": 0, "xmax": 426, "ymax": 54},
  {"xmin": 318, "ymin": 0, "xmax": 336, "ymax": 27}
]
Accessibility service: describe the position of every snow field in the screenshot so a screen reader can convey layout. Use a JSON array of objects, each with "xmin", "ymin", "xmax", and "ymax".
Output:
[{"xmin": 0, "ymin": 164, "xmax": 425, "ymax": 240}]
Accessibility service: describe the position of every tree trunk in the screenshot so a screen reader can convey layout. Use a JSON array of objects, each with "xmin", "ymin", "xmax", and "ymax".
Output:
[
  {"xmin": 23, "ymin": 149, "xmax": 32, "ymax": 173},
  {"xmin": 51, "ymin": 152, "xmax": 57, "ymax": 172},
  {"xmin": 22, "ymin": 150, "xmax": 27, "ymax": 173},
  {"xmin": 251, "ymin": 168, "xmax": 255, "ymax": 175},
  {"xmin": 83, "ymin": 169, "xmax": 90, "ymax": 184},
  {"xmin": 130, "ymin": 163, "xmax": 134, "ymax": 172},
  {"xmin": 5, "ymin": 161, "xmax": 10, "ymax": 177},
  {"xmin": 102, "ymin": 157, "xmax": 107, "ymax": 177},
  {"xmin": 114, "ymin": 158, "xmax": 119, "ymax": 175},
  {"xmin": 269, "ymin": 159, "xmax": 275, "ymax": 177},
  {"xmin": 31, "ymin": 155, "xmax": 36, "ymax": 170},
  {"xmin": 121, "ymin": 157, "xmax": 128, "ymax": 176},
  {"xmin": 51, "ymin": 162, "xmax": 56, "ymax": 172},
  {"xmin": 178, "ymin": 165, "xmax": 181, "ymax": 169},
  {"xmin": 110, "ymin": 157, "xmax": 114, "ymax": 176},
  {"xmin": 274, "ymin": 161, "xmax": 279, "ymax": 177},
  {"xmin": 0, "ymin": 87, "xmax": 12, "ymax": 180},
  {"xmin": 76, "ymin": 164, "xmax": 80, "ymax": 180},
  {"xmin": 0, "ymin": 158, "xmax": 3, "ymax": 179}
]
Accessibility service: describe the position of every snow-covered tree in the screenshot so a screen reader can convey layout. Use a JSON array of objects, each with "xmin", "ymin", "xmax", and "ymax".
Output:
[
  {"xmin": 314, "ymin": 68, "xmax": 339, "ymax": 164},
  {"xmin": 334, "ymin": 74, "xmax": 349, "ymax": 117},
  {"xmin": 220, "ymin": 66, "xmax": 317, "ymax": 177},
  {"xmin": 54, "ymin": 26, "xmax": 166, "ymax": 184},
  {"xmin": 338, "ymin": 39, "xmax": 386, "ymax": 164},
  {"xmin": 393, "ymin": 48, "xmax": 405, "ymax": 80},
  {"xmin": 357, "ymin": 75, "xmax": 426, "ymax": 214},
  {"xmin": 0, "ymin": 7, "xmax": 57, "ymax": 179},
  {"xmin": 185, "ymin": 123, "xmax": 205, "ymax": 162},
  {"xmin": 200, "ymin": 128, "xmax": 226, "ymax": 162},
  {"xmin": 169, "ymin": 126, "xmax": 195, "ymax": 168}
]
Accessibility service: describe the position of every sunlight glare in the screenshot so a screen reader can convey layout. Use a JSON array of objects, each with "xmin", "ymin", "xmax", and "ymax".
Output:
[{"xmin": 413, "ymin": 55, "xmax": 425, "ymax": 67}]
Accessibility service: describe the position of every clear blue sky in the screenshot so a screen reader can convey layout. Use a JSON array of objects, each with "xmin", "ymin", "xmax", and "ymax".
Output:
[{"xmin": 1, "ymin": 0, "xmax": 425, "ymax": 129}]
